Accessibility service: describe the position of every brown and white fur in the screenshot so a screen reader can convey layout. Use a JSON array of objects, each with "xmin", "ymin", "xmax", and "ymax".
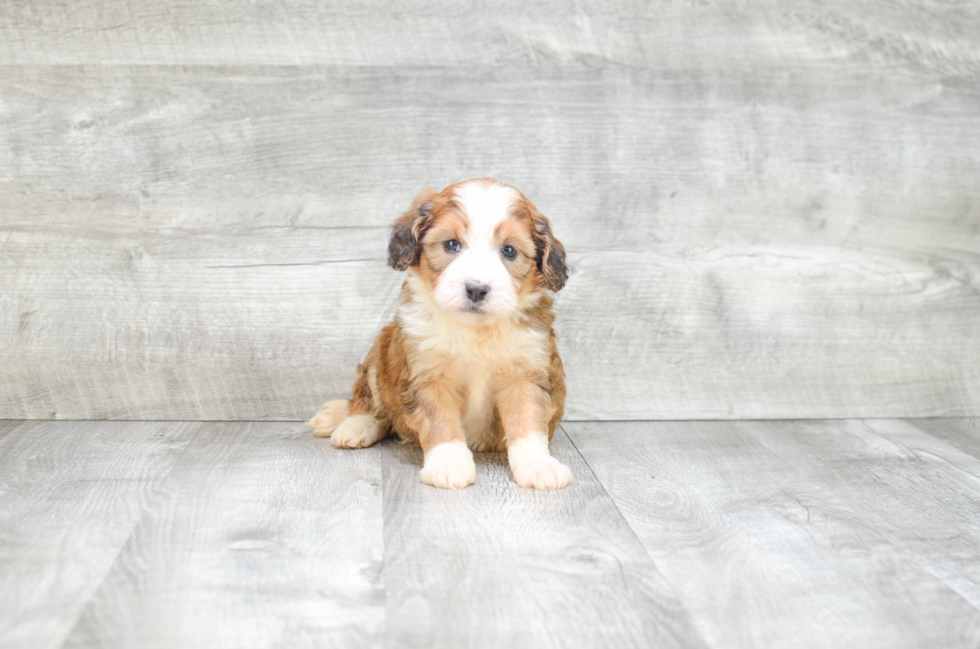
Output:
[{"xmin": 307, "ymin": 178, "xmax": 569, "ymax": 490}]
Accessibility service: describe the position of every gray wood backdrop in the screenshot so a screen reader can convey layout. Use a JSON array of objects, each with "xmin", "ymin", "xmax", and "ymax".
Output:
[{"xmin": 1, "ymin": 1, "xmax": 979, "ymax": 421}]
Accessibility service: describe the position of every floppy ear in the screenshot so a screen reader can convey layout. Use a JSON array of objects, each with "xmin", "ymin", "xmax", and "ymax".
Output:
[
  {"xmin": 388, "ymin": 188, "xmax": 436, "ymax": 270},
  {"xmin": 530, "ymin": 209, "xmax": 568, "ymax": 292}
]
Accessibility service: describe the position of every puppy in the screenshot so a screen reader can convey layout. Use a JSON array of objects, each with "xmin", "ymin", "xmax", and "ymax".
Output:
[{"xmin": 307, "ymin": 178, "xmax": 570, "ymax": 490}]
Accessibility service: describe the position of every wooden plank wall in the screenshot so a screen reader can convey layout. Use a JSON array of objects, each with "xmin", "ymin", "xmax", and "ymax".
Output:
[{"xmin": 1, "ymin": 2, "xmax": 979, "ymax": 420}]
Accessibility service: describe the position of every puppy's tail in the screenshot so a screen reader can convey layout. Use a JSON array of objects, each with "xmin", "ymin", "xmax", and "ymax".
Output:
[{"xmin": 306, "ymin": 400, "xmax": 350, "ymax": 437}]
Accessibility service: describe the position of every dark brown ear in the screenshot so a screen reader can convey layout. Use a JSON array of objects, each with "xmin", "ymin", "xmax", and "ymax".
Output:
[
  {"xmin": 388, "ymin": 188, "xmax": 436, "ymax": 270},
  {"xmin": 530, "ymin": 209, "xmax": 568, "ymax": 292}
]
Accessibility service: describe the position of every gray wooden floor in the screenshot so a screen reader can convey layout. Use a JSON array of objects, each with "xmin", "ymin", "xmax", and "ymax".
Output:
[{"xmin": 2, "ymin": 418, "xmax": 979, "ymax": 648}]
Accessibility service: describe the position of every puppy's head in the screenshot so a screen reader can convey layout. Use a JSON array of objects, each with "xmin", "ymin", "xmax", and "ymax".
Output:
[{"xmin": 389, "ymin": 178, "xmax": 566, "ymax": 322}]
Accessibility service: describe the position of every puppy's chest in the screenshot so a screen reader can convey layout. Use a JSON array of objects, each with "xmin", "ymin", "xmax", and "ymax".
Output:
[
  {"xmin": 453, "ymin": 352, "xmax": 510, "ymax": 446},
  {"xmin": 418, "ymin": 322, "xmax": 550, "ymax": 438},
  {"xmin": 421, "ymin": 318, "xmax": 550, "ymax": 372},
  {"xmin": 459, "ymin": 370, "xmax": 494, "ymax": 442}
]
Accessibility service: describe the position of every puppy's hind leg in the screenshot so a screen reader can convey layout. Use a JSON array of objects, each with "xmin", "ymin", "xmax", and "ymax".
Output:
[
  {"xmin": 329, "ymin": 414, "xmax": 387, "ymax": 449},
  {"xmin": 306, "ymin": 400, "xmax": 349, "ymax": 438},
  {"xmin": 311, "ymin": 350, "xmax": 390, "ymax": 448},
  {"xmin": 307, "ymin": 400, "xmax": 387, "ymax": 449}
]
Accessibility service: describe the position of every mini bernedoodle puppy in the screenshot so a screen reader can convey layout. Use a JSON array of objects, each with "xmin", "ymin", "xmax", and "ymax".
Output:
[{"xmin": 307, "ymin": 178, "xmax": 571, "ymax": 490}]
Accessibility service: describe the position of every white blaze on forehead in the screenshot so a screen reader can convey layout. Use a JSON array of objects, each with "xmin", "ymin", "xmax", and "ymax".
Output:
[
  {"xmin": 454, "ymin": 181, "xmax": 519, "ymax": 246},
  {"xmin": 429, "ymin": 180, "xmax": 521, "ymax": 322}
]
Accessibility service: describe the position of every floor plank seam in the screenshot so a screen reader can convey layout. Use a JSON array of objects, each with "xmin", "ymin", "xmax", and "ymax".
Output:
[
  {"xmin": 734, "ymin": 418, "xmax": 980, "ymax": 620},
  {"xmin": 856, "ymin": 419, "xmax": 980, "ymax": 615},
  {"xmin": 558, "ymin": 424, "xmax": 714, "ymax": 648},
  {"xmin": 51, "ymin": 421, "xmax": 208, "ymax": 649},
  {"xmin": 378, "ymin": 440, "xmax": 390, "ymax": 649},
  {"xmin": 559, "ymin": 425, "xmax": 653, "ymax": 557}
]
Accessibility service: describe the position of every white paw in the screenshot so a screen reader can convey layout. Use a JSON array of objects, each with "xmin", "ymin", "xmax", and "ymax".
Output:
[
  {"xmin": 331, "ymin": 415, "xmax": 383, "ymax": 449},
  {"xmin": 510, "ymin": 454, "xmax": 572, "ymax": 490},
  {"xmin": 306, "ymin": 400, "xmax": 349, "ymax": 438},
  {"xmin": 420, "ymin": 442, "xmax": 476, "ymax": 490}
]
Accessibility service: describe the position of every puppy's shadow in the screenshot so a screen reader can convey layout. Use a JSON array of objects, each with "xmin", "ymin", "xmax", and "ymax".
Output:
[
  {"xmin": 384, "ymin": 437, "xmax": 425, "ymax": 468},
  {"xmin": 382, "ymin": 438, "xmax": 508, "ymax": 470}
]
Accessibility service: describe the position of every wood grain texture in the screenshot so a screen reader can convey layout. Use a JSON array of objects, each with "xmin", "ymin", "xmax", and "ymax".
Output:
[
  {"xmin": 1, "ymin": 62, "xmax": 978, "ymax": 420},
  {"xmin": 60, "ymin": 421, "xmax": 384, "ymax": 649},
  {"xmin": 0, "ymin": 420, "xmax": 198, "ymax": 649},
  {"xmin": 1, "ymin": 0, "xmax": 978, "ymax": 77},
  {"xmin": 3, "ymin": 418, "xmax": 980, "ymax": 647},
  {"xmin": 565, "ymin": 419, "xmax": 980, "ymax": 648},
  {"xmin": 858, "ymin": 418, "xmax": 980, "ymax": 612},
  {"xmin": 380, "ymin": 430, "xmax": 707, "ymax": 648},
  {"xmin": 906, "ymin": 418, "xmax": 980, "ymax": 460}
]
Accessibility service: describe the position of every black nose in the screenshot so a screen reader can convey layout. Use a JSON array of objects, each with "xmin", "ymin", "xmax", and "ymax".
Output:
[{"xmin": 465, "ymin": 281, "xmax": 490, "ymax": 303}]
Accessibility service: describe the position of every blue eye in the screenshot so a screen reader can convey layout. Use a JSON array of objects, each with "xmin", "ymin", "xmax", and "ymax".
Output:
[
  {"xmin": 444, "ymin": 239, "xmax": 461, "ymax": 253},
  {"xmin": 501, "ymin": 245, "xmax": 517, "ymax": 260}
]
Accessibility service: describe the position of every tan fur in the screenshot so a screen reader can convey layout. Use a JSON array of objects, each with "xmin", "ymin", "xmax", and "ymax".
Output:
[
  {"xmin": 306, "ymin": 399, "xmax": 348, "ymax": 437},
  {"xmin": 340, "ymin": 296, "xmax": 564, "ymax": 453},
  {"xmin": 312, "ymin": 178, "xmax": 568, "ymax": 488}
]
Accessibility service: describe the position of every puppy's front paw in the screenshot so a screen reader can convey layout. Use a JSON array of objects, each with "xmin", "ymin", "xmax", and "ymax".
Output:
[
  {"xmin": 510, "ymin": 454, "xmax": 572, "ymax": 490},
  {"xmin": 420, "ymin": 442, "xmax": 476, "ymax": 490}
]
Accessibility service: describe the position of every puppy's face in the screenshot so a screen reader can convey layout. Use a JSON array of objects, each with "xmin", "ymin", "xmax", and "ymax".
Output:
[{"xmin": 389, "ymin": 179, "xmax": 567, "ymax": 322}]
